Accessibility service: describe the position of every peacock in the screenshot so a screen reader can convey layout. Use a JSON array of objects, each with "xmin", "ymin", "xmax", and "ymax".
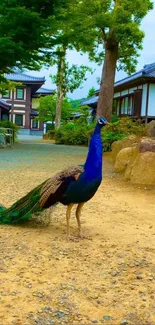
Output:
[{"xmin": 0, "ymin": 117, "xmax": 108, "ymax": 240}]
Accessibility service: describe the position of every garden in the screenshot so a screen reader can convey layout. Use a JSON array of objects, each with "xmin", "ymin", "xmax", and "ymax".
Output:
[{"xmin": 0, "ymin": 141, "xmax": 155, "ymax": 325}]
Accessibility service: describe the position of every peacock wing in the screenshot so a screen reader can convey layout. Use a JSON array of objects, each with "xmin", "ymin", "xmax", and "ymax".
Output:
[{"xmin": 40, "ymin": 165, "xmax": 84, "ymax": 207}]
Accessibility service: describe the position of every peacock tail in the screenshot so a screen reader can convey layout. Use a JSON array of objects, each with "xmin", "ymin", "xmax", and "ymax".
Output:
[
  {"xmin": 0, "ymin": 118, "xmax": 108, "ymax": 227},
  {"xmin": 0, "ymin": 181, "xmax": 46, "ymax": 224},
  {"xmin": 0, "ymin": 166, "xmax": 84, "ymax": 224}
]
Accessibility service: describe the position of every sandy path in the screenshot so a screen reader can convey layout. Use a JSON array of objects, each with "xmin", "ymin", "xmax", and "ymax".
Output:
[{"xmin": 0, "ymin": 143, "xmax": 154, "ymax": 325}]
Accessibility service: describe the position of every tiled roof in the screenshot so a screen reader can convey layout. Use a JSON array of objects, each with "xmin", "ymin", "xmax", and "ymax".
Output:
[
  {"xmin": 5, "ymin": 73, "xmax": 45, "ymax": 82},
  {"xmin": 30, "ymin": 109, "xmax": 38, "ymax": 116},
  {"xmin": 80, "ymin": 95, "xmax": 98, "ymax": 106},
  {"xmin": 95, "ymin": 62, "xmax": 155, "ymax": 93},
  {"xmin": 0, "ymin": 99, "xmax": 11, "ymax": 110},
  {"xmin": 36, "ymin": 87, "xmax": 54, "ymax": 94}
]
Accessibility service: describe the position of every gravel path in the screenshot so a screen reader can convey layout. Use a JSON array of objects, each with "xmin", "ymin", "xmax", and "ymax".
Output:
[{"xmin": 0, "ymin": 143, "xmax": 155, "ymax": 325}]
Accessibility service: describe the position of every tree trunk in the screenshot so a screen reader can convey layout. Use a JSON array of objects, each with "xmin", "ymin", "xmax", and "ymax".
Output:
[
  {"xmin": 97, "ymin": 45, "xmax": 118, "ymax": 121},
  {"xmin": 55, "ymin": 47, "xmax": 66, "ymax": 128}
]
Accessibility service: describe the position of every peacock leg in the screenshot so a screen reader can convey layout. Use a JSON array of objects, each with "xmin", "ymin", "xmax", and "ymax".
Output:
[
  {"xmin": 76, "ymin": 202, "xmax": 85, "ymax": 238},
  {"xmin": 66, "ymin": 203, "xmax": 74, "ymax": 240}
]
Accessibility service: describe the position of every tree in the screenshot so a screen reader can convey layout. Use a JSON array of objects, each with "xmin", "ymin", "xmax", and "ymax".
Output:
[
  {"xmin": 69, "ymin": 0, "xmax": 153, "ymax": 121},
  {"xmin": 37, "ymin": 95, "xmax": 73, "ymax": 125},
  {"xmin": 50, "ymin": 49, "xmax": 92, "ymax": 128},
  {"xmin": 87, "ymin": 87, "xmax": 96, "ymax": 98},
  {"xmin": 0, "ymin": 0, "xmax": 67, "ymax": 74}
]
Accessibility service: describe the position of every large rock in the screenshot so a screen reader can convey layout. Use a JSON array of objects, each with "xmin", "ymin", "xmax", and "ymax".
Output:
[
  {"xmin": 114, "ymin": 147, "xmax": 138, "ymax": 173},
  {"xmin": 147, "ymin": 120, "xmax": 155, "ymax": 137},
  {"xmin": 130, "ymin": 152, "xmax": 155, "ymax": 185},
  {"xmin": 111, "ymin": 135, "xmax": 139, "ymax": 162},
  {"xmin": 140, "ymin": 137, "xmax": 155, "ymax": 153}
]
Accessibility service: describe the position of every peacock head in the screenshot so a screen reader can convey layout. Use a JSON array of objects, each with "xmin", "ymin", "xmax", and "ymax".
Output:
[{"xmin": 97, "ymin": 117, "xmax": 108, "ymax": 128}]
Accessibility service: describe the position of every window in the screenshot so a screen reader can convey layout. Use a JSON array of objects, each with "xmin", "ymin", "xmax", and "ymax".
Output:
[
  {"xmin": 2, "ymin": 114, "xmax": 9, "ymax": 121},
  {"xmin": 128, "ymin": 96, "xmax": 133, "ymax": 115},
  {"xmin": 124, "ymin": 97, "xmax": 128, "ymax": 114},
  {"xmin": 119, "ymin": 95, "xmax": 134, "ymax": 116},
  {"xmin": 121, "ymin": 98, "xmax": 125, "ymax": 114},
  {"xmin": 116, "ymin": 100, "xmax": 120, "ymax": 115},
  {"xmin": 15, "ymin": 114, "xmax": 23, "ymax": 126},
  {"xmin": 16, "ymin": 88, "xmax": 24, "ymax": 99},
  {"xmin": 32, "ymin": 119, "xmax": 38, "ymax": 129},
  {"xmin": 2, "ymin": 90, "xmax": 10, "ymax": 99}
]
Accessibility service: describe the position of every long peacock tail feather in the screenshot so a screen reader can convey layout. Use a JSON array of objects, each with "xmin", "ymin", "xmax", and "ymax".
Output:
[
  {"xmin": 0, "ymin": 165, "xmax": 84, "ymax": 225},
  {"xmin": 0, "ymin": 180, "xmax": 47, "ymax": 224}
]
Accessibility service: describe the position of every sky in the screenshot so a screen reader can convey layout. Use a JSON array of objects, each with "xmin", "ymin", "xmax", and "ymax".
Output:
[{"xmin": 28, "ymin": 2, "xmax": 155, "ymax": 100}]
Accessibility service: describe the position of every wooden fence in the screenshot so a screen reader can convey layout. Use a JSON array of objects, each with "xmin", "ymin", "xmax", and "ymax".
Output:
[{"xmin": 0, "ymin": 128, "xmax": 13, "ymax": 148}]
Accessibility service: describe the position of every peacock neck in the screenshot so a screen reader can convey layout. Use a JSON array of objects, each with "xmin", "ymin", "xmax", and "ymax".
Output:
[{"xmin": 84, "ymin": 124, "xmax": 103, "ymax": 180}]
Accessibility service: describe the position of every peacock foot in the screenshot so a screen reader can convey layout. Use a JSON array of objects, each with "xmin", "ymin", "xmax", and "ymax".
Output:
[
  {"xmin": 78, "ymin": 232, "xmax": 92, "ymax": 240},
  {"xmin": 67, "ymin": 235, "xmax": 80, "ymax": 242}
]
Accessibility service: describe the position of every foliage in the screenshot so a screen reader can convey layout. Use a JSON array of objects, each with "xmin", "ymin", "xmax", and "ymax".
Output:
[
  {"xmin": 47, "ymin": 3, "xmax": 94, "ymax": 128},
  {"xmin": 87, "ymin": 87, "xmax": 95, "ymax": 98},
  {"xmin": 55, "ymin": 123, "xmax": 90, "ymax": 145},
  {"xmin": 70, "ymin": 0, "xmax": 153, "ymax": 73},
  {"xmin": 0, "ymin": 79, "xmax": 21, "ymax": 95},
  {"xmin": 65, "ymin": 0, "xmax": 153, "ymax": 120},
  {"xmin": 37, "ymin": 95, "xmax": 73, "ymax": 123},
  {"xmin": 101, "ymin": 117, "xmax": 147, "ymax": 151},
  {"xmin": 0, "ymin": 0, "xmax": 69, "ymax": 74},
  {"xmin": 50, "ymin": 63, "xmax": 92, "ymax": 96},
  {"xmin": 0, "ymin": 120, "xmax": 19, "ymax": 141},
  {"xmin": 55, "ymin": 117, "xmax": 146, "ymax": 150},
  {"xmin": 69, "ymin": 98, "xmax": 85, "ymax": 109}
]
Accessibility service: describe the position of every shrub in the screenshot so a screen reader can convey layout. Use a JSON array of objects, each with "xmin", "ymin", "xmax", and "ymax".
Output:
[
  {"xmin": 55, "ymin": 123, "xmax": 89, "ymax": 145},
  {"xmin": 0, "ymin": 120, "xmax": 19, "ymax": 141},
  {"xmin": 102, "ymin": 117, "xmax": 146, "ymax": 151},
  {"xmin": 54, "ymin": 117, "xmax": 147, "ymax": 151}
]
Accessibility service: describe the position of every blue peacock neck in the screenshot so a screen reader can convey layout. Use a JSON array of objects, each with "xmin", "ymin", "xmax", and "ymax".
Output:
[{"xmin": 84, "ymin": 123, "xmax": 103, "ymax": 180}]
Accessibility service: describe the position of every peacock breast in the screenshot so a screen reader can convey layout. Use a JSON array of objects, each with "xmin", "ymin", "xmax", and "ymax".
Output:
[{"xmin": 61, "ymin": 174, "xmax": 102, "ymax": 205}]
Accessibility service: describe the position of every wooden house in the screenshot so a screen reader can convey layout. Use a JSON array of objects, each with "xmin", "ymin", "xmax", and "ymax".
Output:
[
  {"xmin": 81, "ymin": 63, "xmax": 155, "ymax": 122},
  {"xmin": 0, "ymin": 73, "xmax": 54, "ymax": 135}
]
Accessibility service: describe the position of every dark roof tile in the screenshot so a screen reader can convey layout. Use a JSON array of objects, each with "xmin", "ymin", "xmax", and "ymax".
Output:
[{"xmin": 5, "ymin": 73, "xmax": 45, "ymax": 82}]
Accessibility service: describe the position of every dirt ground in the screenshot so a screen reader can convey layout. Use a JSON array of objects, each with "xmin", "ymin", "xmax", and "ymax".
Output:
[{"xmin": 0, "ymin": 143, "xmax": 155, "ymax": 325}]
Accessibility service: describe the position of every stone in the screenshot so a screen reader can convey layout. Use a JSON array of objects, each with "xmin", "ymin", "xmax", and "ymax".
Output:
[
  {"xmin": 111, "ymin": 135, "xmax": 139, "ymax": 162},
  {"xmin": 130, "ymin": 152, "xmax": 155, "ymax": 185},
  {"xmin": 103, "ymin": 316, "xmax": 111, "ymax": 321},
  {"xmin": 121, "ymin": 320, "xmax": 128, "ymax": 325},
  {"xmin": 57, "ymin": 312, "xmax": 66, "ymax": 319},
  {"xmin": 124, "ymin": 163, "xmax": 133, "ymax": 181},
  {"xmin": 146, "ymin": 120, "xmax": 155, "ymax": 137},
  {"xmin": 139, "ymin": 137, "xmax": 155, "ymax": 153},
  {"xmin": 111, "ymin": 270, "xmax": 119, "ymax": 276},
  {"xmin": 114, "ymin": 147, "xmax": 138, "ymax": 173}
]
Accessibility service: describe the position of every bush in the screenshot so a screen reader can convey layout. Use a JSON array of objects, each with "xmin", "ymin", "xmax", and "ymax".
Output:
[
  {"xmin": 54, "ymin": 117, "xmax": 147, "ymax": 151},
  {"xmin": 0, "ymin": 120, "xmax": 19, "ymax": 141},
  {"xmin": 55, "ymin": 123, "xmax": 90, "ymax": 145},
  {"xmin": 102, "ymin": 117, "xmax": 146, "ymax": 151}
]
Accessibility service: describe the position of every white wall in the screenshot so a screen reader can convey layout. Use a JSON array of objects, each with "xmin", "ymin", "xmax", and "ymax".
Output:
[
  {"xmin": 114, "ymin": 92, "xmax": 121, "ymax": 98},
  {"xmin": 114, "ymin": 87, "xmax": 138, "ymax": 98},
  {"xmin": 148, "ymin": 84, "xmax": 155, "ymax": 116},
  {"xmin": 128, "ymin": 87, "xmax": 137, "ymax": 94},
  {"xmin": 114, "ymin": 83, "xmax": 155, "ymax": 117},
  {"xmin": 141, "ymin": 84, "xmax": 147, "ymax": 116},
  {"xmin": 120, "ymin": 90, "xmax": 129, "ymax": 96}
]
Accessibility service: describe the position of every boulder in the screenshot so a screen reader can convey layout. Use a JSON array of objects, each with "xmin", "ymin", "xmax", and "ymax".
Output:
[
  {"xmin": 114, "ymin": 147, "xmax": 138, "ymax": 173},
  {"xmin": 139, "ymin": 137, "xmax": 155, "ymax": 153},
  {"xmin": 111, "ymin": 135, "xmax": 139, "ymax": 162},
  {"xmin": 146, "ymin": 120, "xmax": 155, "ymax": 137},
  {"xmin": 130, "ymin": 152, "xmax": 155, "ymax": 185},
  {"xmin": 124, "ymin": 163, "xmax": 133, "ymax": 181}
]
